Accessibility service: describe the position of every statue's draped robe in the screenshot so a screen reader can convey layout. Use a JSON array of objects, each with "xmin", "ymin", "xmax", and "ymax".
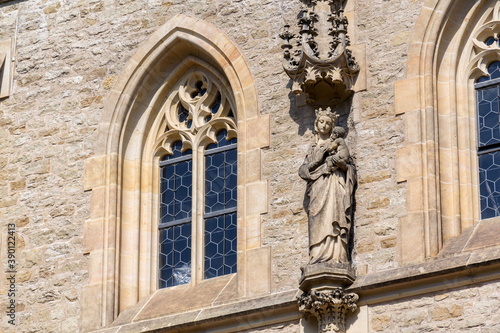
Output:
[{"xmin": 299, "ymin": 142, "xmax": 356, "ymax": 264}]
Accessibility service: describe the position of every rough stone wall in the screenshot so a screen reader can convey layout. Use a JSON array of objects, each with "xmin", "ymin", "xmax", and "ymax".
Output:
[
  {"xmin": 369, "ymin": 280, "xmax": 500, "ymax": 332},
  {"xmin": 0, "ymin": 0, "xmax": 305, "ymax": 331},
  {"xmin": 351, "ymin": 0, "xmax": 425, "ymax": 272},
  {"xmin": 1, "ymin": 0, "xmax": 499, "ymax": 333}
]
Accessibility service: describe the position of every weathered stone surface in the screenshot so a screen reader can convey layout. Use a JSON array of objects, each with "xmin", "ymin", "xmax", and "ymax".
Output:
[
  {"xmin": 368, "ymin": 281, "xmax": 500, "ymax": 333},
  {"xmin": 1, "ymin": 0, "xmax": 499, "ymax": 332},
  {"xmin": 133, "ymin": 274, "xmax": 235, "ymax": 322}
]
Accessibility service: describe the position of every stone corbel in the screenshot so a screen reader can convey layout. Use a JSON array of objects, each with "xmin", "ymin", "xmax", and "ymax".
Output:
[
  {"xmin": 280, "ymin": 0, "xmax": 360, "ymax": 106},
  {"xmin": 0, "ymin": 38, "xmax": 14, "ymax": 99},
  {"xmin": 298, "ymin": 288, "xmax": 359, "ymax": 333}
]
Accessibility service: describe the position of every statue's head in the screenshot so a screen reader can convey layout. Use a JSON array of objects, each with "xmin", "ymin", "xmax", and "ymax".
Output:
[
  {"xmin": 332, "ymin": 126, "xmax": 345, "ymax": 139},
  {"xmin": 314, "ymin": 107, "xmax": 339, "ymax": 136}
]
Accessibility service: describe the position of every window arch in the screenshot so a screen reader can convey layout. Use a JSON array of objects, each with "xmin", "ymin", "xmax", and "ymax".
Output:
[
  {"xmin": 395, "ymin": 0, "xmax": 500, "ymax": 263},
  {"xmin": 82, "ymin": 15, "xmax": 271, "ymax": 331}
]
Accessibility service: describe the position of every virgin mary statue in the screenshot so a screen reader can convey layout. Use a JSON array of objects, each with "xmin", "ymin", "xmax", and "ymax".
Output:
[{"xmin": 299, "ymin": 108, "xmax": 356, "ymax": 265}]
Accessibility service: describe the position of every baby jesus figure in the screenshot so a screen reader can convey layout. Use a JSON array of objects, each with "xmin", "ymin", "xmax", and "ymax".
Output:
[{"xmin": 325, "ymin": 126, "xmax": 350, "ymax": 172}]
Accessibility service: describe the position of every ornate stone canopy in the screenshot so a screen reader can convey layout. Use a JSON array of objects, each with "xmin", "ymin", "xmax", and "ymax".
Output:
[{"xmin": 280, "ymin": 0, "xmax": 359, "ymax": 106}]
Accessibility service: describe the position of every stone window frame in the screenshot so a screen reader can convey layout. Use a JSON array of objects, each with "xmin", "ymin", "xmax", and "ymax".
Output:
[
  {"xmin": 82, "ymin": 15, "xmax": 271, "ymax": 330},
  {"xmin": 395, "ymin": 0, "xmax": 500, "ymax": 264}
]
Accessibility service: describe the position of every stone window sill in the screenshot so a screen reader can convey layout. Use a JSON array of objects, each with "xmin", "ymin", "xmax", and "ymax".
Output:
[{"xmin": 91, "ymin": 275, "xmax": 298, "ymax": 333}]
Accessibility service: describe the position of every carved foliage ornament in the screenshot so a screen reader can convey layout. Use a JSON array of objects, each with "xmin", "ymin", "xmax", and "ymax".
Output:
[
  {"xmin": 298, "ymin": 288, "xmax": 359, "ymax": 333},
  {"xmin": 468, "ymin": 3, "xmax": 500, "ymax": 79},
  {"xmin": 280, "ymin": 0, "xmax": 359, "ymax": 105}
]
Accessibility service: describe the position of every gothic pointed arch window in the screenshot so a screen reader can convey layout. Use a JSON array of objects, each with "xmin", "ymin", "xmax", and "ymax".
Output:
[
  {"xmin": 156, "ymin": 70, "xmax": 238, "ymax": 288},
  {"xmin": 395, "ymin": 0, "xmax": 500, "ymax": 263},
  {"xmin": 82, "ymin": 16, "xmax": 271, "ymax": 330}
]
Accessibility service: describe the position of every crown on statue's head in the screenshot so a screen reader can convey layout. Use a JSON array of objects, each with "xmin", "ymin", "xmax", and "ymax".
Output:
[{"xmin": 315, "ymin": 107, "xmax": 339, "ymax": 125}]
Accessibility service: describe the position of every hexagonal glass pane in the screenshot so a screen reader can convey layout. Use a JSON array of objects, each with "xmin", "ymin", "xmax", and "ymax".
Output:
[
  {"xmin": 477, "ymin": 86, "xmax": 500, "ymax": 147},
  {"xmin": 205, "ymin": 130, "xmax": 237, "ymax": 214},
  {"xmin": 477, "ymin": 62, "xmax": 500, "ymax": 220},
  {"xmin": 204, "ymin": 213, "xmax": 237, "ymax": 279},
  {"xmin": 479, "ymin": 152, "xmax": 500, "ymax": 219},
  {"xmin": 158, "ymin": 223, "xmax": 192, "ymax": 288},
  {"xmin": 160, "ymin": 142, "xmax": 193, "ymax": 224}
]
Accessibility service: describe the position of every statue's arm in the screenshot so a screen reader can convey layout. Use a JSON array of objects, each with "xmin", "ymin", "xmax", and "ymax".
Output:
[
  {"xmin": 308, "ymin": 145, "xmax": 328, "ymax": 171},
  {"xmin": 299, "ymin": 146, "xmax": 319, "ymax": 180}
]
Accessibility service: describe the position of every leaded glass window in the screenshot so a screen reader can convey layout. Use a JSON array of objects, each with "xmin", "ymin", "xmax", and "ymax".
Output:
[
  {"xmin": 204, "ymin": 130, "xmax": 237, "ymax": 279},
  {"xmin": 159, "ymin": 141, "xmax": 193, "ymax": 288},
  {"xmin": 157, "ymin": 70, "xmax": 237, "ymax": 288},
  {"xmin": 476, "ymin": 61, "xmax": 500, "ymax": 219}
]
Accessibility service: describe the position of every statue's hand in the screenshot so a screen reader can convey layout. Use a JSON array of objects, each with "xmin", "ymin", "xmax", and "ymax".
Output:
[
  {"xmin": 328, "ymin": 155, "xmax": 347, "ymax": 172},
  {"xmin": 326, "ymin": 157, "xmax": 334, "ymax": 170},
  {"xmin": 328, "ymin": 155, "xmax": 340, "ymax": 164}
]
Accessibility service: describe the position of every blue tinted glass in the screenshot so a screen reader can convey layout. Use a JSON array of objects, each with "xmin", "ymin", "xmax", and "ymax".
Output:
[
  {"xmin": 476, "ymin": 61, "xmax": 500, "ymax": 83},
  {"xmin": 485, "ymin": 37, "xmax": 496, "ymax": 46},
  {"xmin": 158, "ymin": 223, "xmax": 192, "ymax": 288},
  {"xmin": 490, "ymin": 61, "xmax": 500, "ymax": 80},
  {"xmin": 178, "ymin": 104, "xmax": 188, "ymax": 122},
  {"xmin": 477, "ymin": 86, "xmax": 500, "ymax": 147},
  {"xmin": 477, "ymin": 76, "xmax": 489, "ymax": 83},
  {"xmin": 210, "ymin": 93, "xmax": 221, "ymax": 114},
  {"xmin": 161, "ymin": 141, "xmax": 191, "ymax": 161},
  {"xmin": 225, "ymin": 149, "xmax": 237, "ymax": 209},
  {"xmin": 479, "ymin": 152, "xmax": 500, "ymax": 219},
  {"xmin": 205, "ymin": 131, "xmax": 238, "ymax": 214},
  {"xmin": 159, "ymin": 141, "xmax": 193, "ymax": 289},
  {"xmin": 160, "ymin": 142, "xmax": 192, "ymax": 224},
  {"xmin": 204, "ymin": 213, "xmax": 237, "ymax": 279},
  {"xmin": 477, "ymin": 63, "xmax": 500, "ymax": 220},
  {"xmin": 160, "ymin": 159, "xmax": 192, "ymax": 223},
  {"xmin": 204, "ymin": 129, "xmax": 237, "ymax": 279},
  {"xmin": 206, "ymin": 130, "xmax": 237, "ymax": 150}
]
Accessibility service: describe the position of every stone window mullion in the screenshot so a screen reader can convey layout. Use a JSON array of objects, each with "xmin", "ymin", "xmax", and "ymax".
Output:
[{"xmin": 193, "ymin": 143, "xmax": 205, "ymax": 284}]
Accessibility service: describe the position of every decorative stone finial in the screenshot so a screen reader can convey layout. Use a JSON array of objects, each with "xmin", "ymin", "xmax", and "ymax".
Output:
[{"xmin": 280, "ymin": 0, "xmax": 359, "ymax": 105}]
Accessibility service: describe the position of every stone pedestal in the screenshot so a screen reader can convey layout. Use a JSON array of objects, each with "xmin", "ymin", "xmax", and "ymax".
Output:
[
  {"xmin": 298, "ymin": 263, "xmax": 358, "ymax": 333},
  {"xmin": 300, "ymin": 262, "xmax": 356, "ymax": 292}
]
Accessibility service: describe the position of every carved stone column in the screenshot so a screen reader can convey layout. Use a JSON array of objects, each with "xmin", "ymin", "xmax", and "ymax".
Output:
[{"xmin": 298, "ymin": 289, "xmax": 359, "ymax": 333}]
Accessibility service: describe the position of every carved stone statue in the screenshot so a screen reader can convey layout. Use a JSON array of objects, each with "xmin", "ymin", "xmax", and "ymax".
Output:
[{"xmin": 299, "ymin": 107, "xmax": 356, "ymax": 265}]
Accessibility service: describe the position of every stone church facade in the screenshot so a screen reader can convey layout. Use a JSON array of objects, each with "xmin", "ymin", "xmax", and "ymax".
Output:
[{"xmin": 1, "ymin": 0, "xmax": 500, "ymax": 332}]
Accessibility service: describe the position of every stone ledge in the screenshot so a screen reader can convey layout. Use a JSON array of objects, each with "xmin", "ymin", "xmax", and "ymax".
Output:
[
  {"xmin": 89, "ymin": 245, "xmax": 500, "ymax": 332},
  {"xmin": 350, "ymin": 244, "xmax": 500, "ymax": 304},
  {"xmin": 90, "ymin": 290, "xmax": 299, "ymax": 333},
  {"xmin": 353, "ymin": 219, "xmax": 500, "ymax": 304}
]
